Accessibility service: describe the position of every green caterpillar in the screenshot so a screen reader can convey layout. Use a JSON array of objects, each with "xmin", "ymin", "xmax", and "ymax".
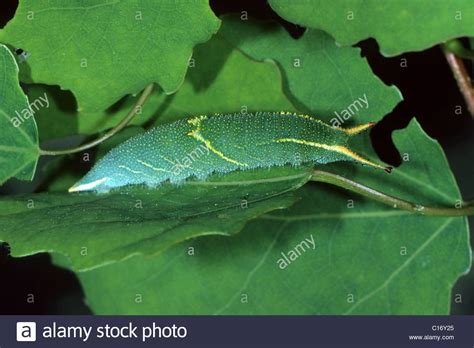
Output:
[{"xmin": 69, "ymin": 111, "xmax": 391, "ymax": 193}]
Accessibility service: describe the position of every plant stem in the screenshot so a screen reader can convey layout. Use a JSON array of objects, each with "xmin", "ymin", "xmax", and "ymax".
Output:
[
  {"xmin": 442, "ymin": 44, "xmax": 474, "ymax": 118},
  {"xmin": 310, "ymin": 170, "xmax": 474, "ymax": 216},
  {"xmin": 39, "ymin": 83, "xmax": 154, "ymax": 156}
]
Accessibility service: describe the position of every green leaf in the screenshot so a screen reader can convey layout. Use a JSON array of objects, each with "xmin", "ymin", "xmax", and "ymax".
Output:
[
  {"xmin": 0, "ymin": 38, "xmax": 315, "ymax": 270},
  {"xmin": 219, "ymin": 15, "xmax": 401, "ymax": 124},
  {"xmin": 79, "ymin": 119, "xmax": 471, "ymax": 314},
  {"xmin": 0, "ymin": 44, "xmax": 39, "ymax": 184},
  {"xmin": 269, "ymin": 0, "xmax": 474, "ymax": 56},
  {"xmin": 0, "ymin": 0, "xmax": 220, "ymax": 111},
  {"xmin": 0, "ymin": 166, "xmax": 312, "ymax": 271}
]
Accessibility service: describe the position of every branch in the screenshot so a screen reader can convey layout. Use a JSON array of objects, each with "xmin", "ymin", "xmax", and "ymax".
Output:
[
  {"xmin": 39, "ymin": 83, "xmax": 155, "ymax": 156},
  {"xmin": 310, "ymin": 170, "xmax": 474, "ymax": 216},
  {"xmin": 442, "ymin": 44, "xmax": 474, "ymax": 118}
]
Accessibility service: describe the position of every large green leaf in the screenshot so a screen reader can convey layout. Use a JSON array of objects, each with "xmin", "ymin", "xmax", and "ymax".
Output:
[
  {"xmin": 79, "ymin": 119, "xmax": 471, "ymax": 314},
  {"xmin": 269, "ymin": 0, "xmax": 474, "ymax": 56},
  {"xmin": 0, "ymin": 44, "xmax": 39, "ymax": 184},
  {"xmin": 0, "ymin": 0, "xmax": 220, "ymax": 111},
  {"xmin": 219, "ymin": 16, "xmax": 401, "ymax": 121},
  {"xmin": 0, "ymin": 166, "xmax": 312, "ymax": 271}
]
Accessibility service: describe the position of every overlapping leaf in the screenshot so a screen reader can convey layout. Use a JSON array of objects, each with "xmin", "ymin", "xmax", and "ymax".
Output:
[
  {"xmin": 0, "ymin": 166, "xmax": 311, "ymax": 271},
  {"xmin": 219, "ymin": 16, "xmax": 401, "ymax": 121},
  {"xmin": 0, "ymin": 44, "xmax": 39, "ymax": 184},
  {"xmin": 269, "ymin": 0, "xmax": 474, "ymax": 56},
  {"xmin": 0, "ymin": 0, "xmax": 220, "ymax": 111}
]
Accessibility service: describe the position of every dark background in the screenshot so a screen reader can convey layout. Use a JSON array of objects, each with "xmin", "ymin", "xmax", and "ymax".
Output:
[{"xmin": 0, "ymin": 0, "xmax": 473, "ymax": 315}]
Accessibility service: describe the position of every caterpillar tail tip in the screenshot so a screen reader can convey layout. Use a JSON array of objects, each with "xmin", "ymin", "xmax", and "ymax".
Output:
[
  {"xmin": 344, "ymin": 122, "xmax": 377, "ymax": 135},
  {"xmin": 384, "ymin": 166, "xmax": 393, "ymax": 174}
]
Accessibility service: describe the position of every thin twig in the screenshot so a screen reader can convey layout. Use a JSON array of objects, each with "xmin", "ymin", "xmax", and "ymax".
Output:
[
  {"xmin": 39, "ymin": 83, "xmax": 155, "ymax": 156},
  {"xmin": 311, "ymin": 170, "xmax": 474, "ymax": 216},
  {"xmin": 442, "ymin": 45, "xmax": 474, "ymax": 118}
]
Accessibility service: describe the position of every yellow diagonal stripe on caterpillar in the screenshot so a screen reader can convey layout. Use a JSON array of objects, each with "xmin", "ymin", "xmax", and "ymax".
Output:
[{"xmin": 274, "ymin": 138, "xmax": 391, "ymax": 172}]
